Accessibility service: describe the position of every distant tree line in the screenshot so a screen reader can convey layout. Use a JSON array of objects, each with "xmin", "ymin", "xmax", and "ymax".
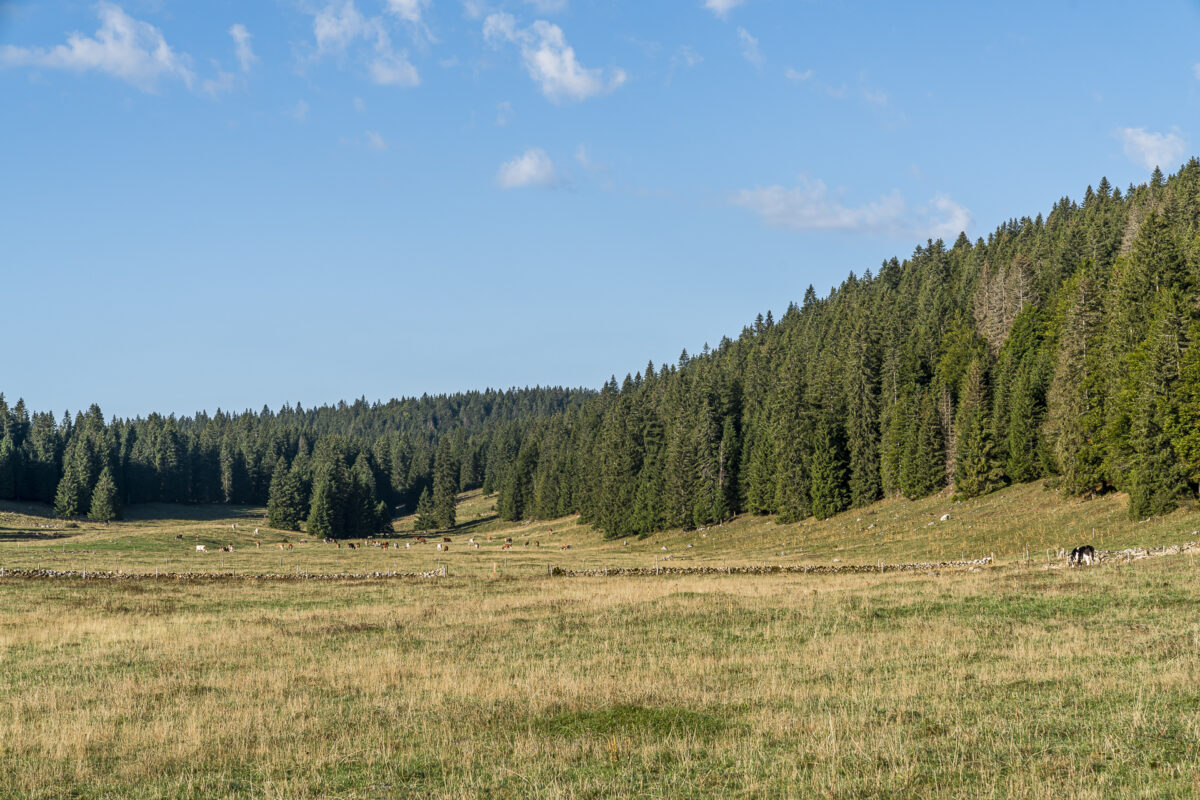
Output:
[
  {"xmin": 0, "ymin": 390, "xmax": 589, "ymax": 534},
  {"xmin": 3, "ymin": 161, "xmax": 1200, "ymax": 536}
]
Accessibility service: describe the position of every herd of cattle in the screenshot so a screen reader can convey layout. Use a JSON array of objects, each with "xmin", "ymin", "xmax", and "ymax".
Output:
[{"xmin": 187, "ymin": 529, "xmax": 575, "ymax": 554}]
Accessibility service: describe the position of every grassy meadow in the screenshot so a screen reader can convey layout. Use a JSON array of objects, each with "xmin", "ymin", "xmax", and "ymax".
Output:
[{"xmin": 1, "ymin": 483, "xmax": 1199, "ymax": 797}]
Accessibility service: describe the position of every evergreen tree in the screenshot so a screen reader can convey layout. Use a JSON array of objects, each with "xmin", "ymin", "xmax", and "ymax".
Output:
[
  {"xmin": 0, "ymin": 435, "xmax": 16, "ymax": 500},
  {"xmin": 432, "ymin": 439, "xmax": 458, "ymax": 530},
  {"xmin": 87, "ymin": 466, "xmax": 121, "ymax": 522},
  {"xmin": 954, "ymin": 360, "xmax": 1004, "ymax": 498},
  {"xmin": 267, "ymin": 457, "xmax": 305, "ymax": 531},
  {"xmin": 808, "ymin": 417, "xmax": 849, "ymax": 518},
  {"xmin": 413, "ymin": 486, "xmax": 437, "ymax": 531}
]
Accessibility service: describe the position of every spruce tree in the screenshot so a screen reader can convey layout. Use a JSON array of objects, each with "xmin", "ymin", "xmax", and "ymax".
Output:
[
  {"xmin": 267, "ymin": 458, "xmax": 305, "ymax": 531},
  {"xmin": 808, "ymin": 417, "xmax": 849, "ymax": 519},
  {"xmin": 954, "ymin": 360, "xmax": 1004, "ymax": 498},
  {"xmin": 87, "ymin": 467, "xmax": 121, "ymax": 522},
  {"xmin": 413, "ymin": 486, "xmax": 437, "ymax": 531},
  {"xmin": 432, "ymin": 439, "xmax": 458, "ymax": 530}
]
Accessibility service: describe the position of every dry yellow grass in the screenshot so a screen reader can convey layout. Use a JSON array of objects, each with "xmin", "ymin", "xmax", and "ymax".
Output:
[{"xmin": 2, "ymin": 483, "xmax": 1199, "ymax": 797}]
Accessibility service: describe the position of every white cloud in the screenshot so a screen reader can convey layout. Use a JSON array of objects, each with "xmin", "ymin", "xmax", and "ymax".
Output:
[
  {"xmin": 1194, "ymin": 63, "xmax": 1200, "ymax": 80},
  {"xmin": 496, "ymin": 100, "xmax": 513, "ymax": 126},
  {"xmin": 290, "ymin": 99, "xmax": 310, "ymax": 120},
  {"xmin": 313, "ymin": 1, "xmax": 375, "ymax": 56},
  {"xmin": 785, "ymin": 67, "xmax": 813, "ymax": 81},
  {"xmin": 387, "ymin": 0, "xmax": 429, "ymax": 25},
  {"xmin": 1117, "ymin": 127, "xmax": 1188, "ymax": 171},
  {"xmin": 353, "ymin": 95, "xmax": 366, "ymax": 111},
  {"xmin": 310, "ymin": 1, "xmax": 420, "ymax": 88},
  {"xmin": 731, "ymin": 177, "xmax": 971, "ymax": 239},
  {"xmin": 704, "ymin": 0, "xmax": 746, "ymax": 19},
  {"xmin": 484, "ymin": 13, "xmax": 626, "ymax": 103},
  {"xmin": 863, "ymin": 88, "xmax": 888, "ymax": 106},
  {"xmin": 496, "ymin": 148, "xmax": 558, "ymax": 188},
  {"xmin": 229, "ymin": 24, "xmax": 254, "ymax": 73},
  {"xmin": 366, "ymin": 130, "xmax": 387, "ymax": 150},
  {"xmin": 0, "ymin": 3, "xmax": 193, "ymax": 91},
  {"xmin": 202, "ymin": 69, "xmax": 235, "ymax": 96},
  {"xmin": 370, "ymin": 52, "xmax": 419, "ymax": 86},
  {"xmin": 736, "ymin": 27, "xmax": 762, "ymax": 68}
]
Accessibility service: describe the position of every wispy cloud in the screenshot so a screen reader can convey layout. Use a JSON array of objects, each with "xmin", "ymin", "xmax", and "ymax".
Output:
[
  {"xmin": 704, "ymin": 0, "xmax": 746, "ymax": 19},
  {"xmin": 731, "ymin": 176, "xmax": 971, "ymax": 240},
  {"xmin": 0, "ymin": 3, "xmax": 193, "ymax": 92},
  {"xmin": 1117, "ymin": 126, "xmax": 1188, "ymax": 171},
  {"xmin": 309, "ymin": 1, "xmax": 419, "ymax": 87},
  {"xmin": 784, "ymin": 67, "xmax": 812, "ymax": 82},
  {"xmin": 483, "ymin": 13, "xmax": 626, "ymax": 103},
  {"xmin": 289, "ymin": 99, "xmax": 310, "ymax": 121},
  {"xmin": 365, "ymin": 130, "xmax": 388, "ymax": 150},
  {"xmin": 496, "ymin": 148, "xmax": 558, "ymax": 188},
  {"xmin": 229, "ymin": 24, "xmax": 255, "ymax": 73},
  {"xmin": 1194, "ymin": 63, "xmax": 1200, "ymax": 80},
  {"xmin": 736, "ymin": 27, "xmax": 762, "ymax": 68},
  {"xmin": 496, "ymin": 100, "xmax": 513, "ymax": 126},
  {"xmin": 202, "ymin": 69, "xmax": 235, "ymax": 97}
]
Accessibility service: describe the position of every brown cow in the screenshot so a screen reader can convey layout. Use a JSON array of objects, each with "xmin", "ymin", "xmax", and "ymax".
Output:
[
  {"xmin": 501, "ymin": 543, "xmax": 512, "ymax": 551},
  {"xmin": 442, "ymin": 537, "xmax": 451, "ymax": 543},
  {"xmin": 560, "ymin": 544, "xmax": 571, "ymax": 550}
]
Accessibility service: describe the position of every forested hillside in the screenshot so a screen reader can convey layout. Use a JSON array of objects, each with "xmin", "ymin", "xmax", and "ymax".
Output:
[
  {"xmin": 3, "ymin": 161, "xmax": 1200, "ymax": 537},
  {"xmin": 0, "ymin": 390, "xmax": 590, "ymax": 535}
]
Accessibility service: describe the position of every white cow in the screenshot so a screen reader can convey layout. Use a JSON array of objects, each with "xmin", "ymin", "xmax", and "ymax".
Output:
[{"xmin": 196, "ymin": 545, "xmax": 208, "ymax": 552}]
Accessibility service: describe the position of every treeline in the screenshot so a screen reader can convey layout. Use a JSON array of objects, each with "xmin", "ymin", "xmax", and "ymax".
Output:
[
  {"xmin": 0, "ymin": 390, "xmax": 590, "ymax": 534},
  {"xmin": 4, "ymin": 162, "xmax": 1200, "ymax": 537},
  {"xmin": 489, "ymin": 161, "xmax": 1200, "ymax": 534}
]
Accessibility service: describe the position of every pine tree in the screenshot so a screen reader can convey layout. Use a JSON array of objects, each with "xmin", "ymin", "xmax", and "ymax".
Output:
[
  {"xmin": 808, "ymin": 417, "xmax": 849, "ymax": 518},
  {"xmin": 900, "ymin": 387, "xmax": 945, "ymax": 499},
  {"xmin": 954, "ymin": 360, "xmax": 1004, "ymax": 498},
  {"xmin": 0, "ymin": 435, "xmax": 16, "ymax": 500},
  {"xmin": 306, "ymin": 476, "xmax": 337, "ymax": 538},
  {"xmin": 87, "ymin": 467, "xmax": 121, "ymax": 522},
  {"xmin": 1127, "ymin": 291, "xmax": 1188, "ymax": 518},
  {"xmin": 432, "ymin": 439, "xmax": 458, "ymax": 530},
  {"xmin": 267, "ymin": 457, "xmax": 305, "ymax": 531},
  {"xmin": 413, "ymin": 486, "xmax": 437, "ymax": 531},
  {"xmin": 54, "ymin": 461, "xmax": 85, "ymax": 518},
  {"xmin": 1046, "ymin": 271, "xmax": 1107, "ymax": 496}
]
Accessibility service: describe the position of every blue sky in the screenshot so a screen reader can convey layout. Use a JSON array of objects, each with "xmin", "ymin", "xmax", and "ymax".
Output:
[{"xmin": 2, "ymin": 0, "xmax": 1199, "ymax": 418}]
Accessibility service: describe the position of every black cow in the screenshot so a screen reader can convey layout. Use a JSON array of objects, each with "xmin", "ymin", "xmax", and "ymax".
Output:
[{"xmin": 1068, "ymin": 545, "xmax": 1096, "ymax": 566}]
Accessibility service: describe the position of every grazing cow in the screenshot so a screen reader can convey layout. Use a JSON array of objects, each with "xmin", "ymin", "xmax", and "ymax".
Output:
[
  {"xmin": 348, "ymin": 542, "xmax": 358, "ymax": 550},
  {"xmin": 505, "ymin": 537, "xmax": 512, "ymax": 544},
  {"xmin": 221, "ymin": 544, "xmax": 234, "ymax": 552},
  {"xmin": 175, "ymin": 534, "xmax": 183, "ymax": 540},
  {"xmin": 255, "ymin": 541, "xmax": 260, "ymax": 549},
  {"xmin": 468, "ymin": 538, "xmax": 475, "ymax": 545},
  {"xmin": 442, "ymin": 537, "xmax": 451, "ymax": 543},
  {"xmin": 1069, "ymin": 545, "xmax": 1096, "ymax": 566},
  {"xmin": 287, "ymin": 543, "xmax": 294, "ymax": 551},
  {"xmin": 196, "ymin": 545, "xmax": 208, "ymax": 552},
  {"xmin": 300, "ymin": 538, "xmax": 308, "ymax": 544},
  {"xmin": 524, "ymin": 541, "xmax": 529, "ymax": 547},
  {"xmin": 254, "ymin": 528, "xmax": 259, "ymax": 535},
  {"xmin": 501, "ymin": 543, "xmax": 512, "ymax": 551},
  {"xmin": 473, "ymin": 543, "xmax": 479, "ymax": 549},
  {"xmin": 560, "ymin": 544, "xmax": 571, "ymax": 550},
  {"xmin": 405, "ymin": 542, "xmax": 411, "ymax": 550},
  {"xmin": 437, "ymin": 543, "xmax": 447, "ymax": 552},
  {"xmin": 416, "ymin": 537, "xmax": 427, "ymax": 544},
  {"xmin": 278, "ymin": 543, "xmax": 286, "ymax": 550},
  {"xmin": 534, "ymin": 541, "xmax": 539, "ymax": 548}
]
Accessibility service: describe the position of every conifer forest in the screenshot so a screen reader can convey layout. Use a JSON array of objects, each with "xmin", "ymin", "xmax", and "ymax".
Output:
[{"xmin": 4, "ymin": 162, "xmax": 1200, "ymax": 537}]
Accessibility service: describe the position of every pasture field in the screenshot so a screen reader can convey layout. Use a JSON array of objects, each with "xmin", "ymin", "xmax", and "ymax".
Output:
[{"xmin": 1, "ymin": 484, "xmax": 1199, "ymax": 798}]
